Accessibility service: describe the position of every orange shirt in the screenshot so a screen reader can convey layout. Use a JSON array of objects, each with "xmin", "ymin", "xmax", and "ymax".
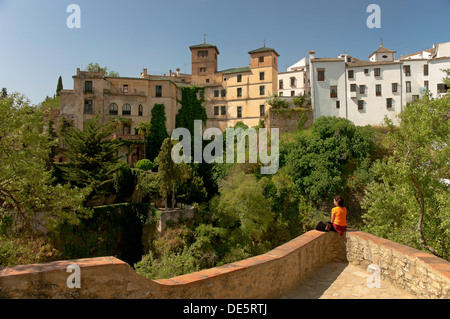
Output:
[{"xmin": 332, "ymin": 206, "xmax": 347, "ymax": 226}]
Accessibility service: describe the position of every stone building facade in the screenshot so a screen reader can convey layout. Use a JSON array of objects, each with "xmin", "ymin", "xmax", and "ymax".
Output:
[{"xmin": 55, "ymin": 43, "xmax": 279, "ymax": 164}]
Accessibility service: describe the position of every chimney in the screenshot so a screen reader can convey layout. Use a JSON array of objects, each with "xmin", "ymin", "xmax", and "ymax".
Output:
[
  {"xmin": 140, "ymin": 68, "xmax": 148, "ymax": 78},
  {"xmin": 309, "ymin": 50, "xmax": 316, "ymax": 60},
  {"xmin": 176, "ymin": 68, "xmax": 180, "ymax": 76}
]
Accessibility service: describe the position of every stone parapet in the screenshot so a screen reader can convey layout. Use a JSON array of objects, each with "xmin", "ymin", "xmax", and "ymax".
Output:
[
  {"xmin": 1, "ymin": 230, "xmax": 449, "ymax": 299},
  {"xmin": 345, "ymin": 231, "xmax": 450, "ymax": 299}
]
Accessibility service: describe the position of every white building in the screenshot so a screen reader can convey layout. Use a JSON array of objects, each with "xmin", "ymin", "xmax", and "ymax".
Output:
[
  {"xmin": 278, "ymin": 57, "xmax": 310, "ymax": 97},
  {"xmin": 309, "ymin": 42, "xmax": 450, "ymax": 127}
]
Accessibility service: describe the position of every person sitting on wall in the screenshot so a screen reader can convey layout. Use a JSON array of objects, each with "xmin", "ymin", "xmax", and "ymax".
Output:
[{"xmin": 325, "ymin": 195, "xmax": 347, "ymax": 237}]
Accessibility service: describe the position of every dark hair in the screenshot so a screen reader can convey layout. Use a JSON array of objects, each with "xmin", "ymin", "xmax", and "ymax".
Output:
[{"xmin": 334, "ymin": 195, "xmax": 345, "ymax": 207}]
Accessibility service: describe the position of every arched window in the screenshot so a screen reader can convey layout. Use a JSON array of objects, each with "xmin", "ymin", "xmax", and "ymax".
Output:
[
  {"xmin": 122, "ymin": 104, "xmax": 131, "ymax": 115},
  {"xmin": 109, "ymin": 103, "xmax": 118, "ymax": 115},
  {"xmin": 138, "ymin": 104, "xmax": 143, "ymax": 116}
]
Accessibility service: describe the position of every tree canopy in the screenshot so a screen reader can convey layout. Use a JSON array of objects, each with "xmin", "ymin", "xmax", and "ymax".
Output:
[
  {"xmin": 362, "ymin": 92, "xmax": 450, "ymax": 258},
  {"xmin": 61, "ymin": 114, "xmax": 121, "ymax": 202},
  {"xmin": 0, "ymin": 93, "xmax": 89, "ymax": 233}
]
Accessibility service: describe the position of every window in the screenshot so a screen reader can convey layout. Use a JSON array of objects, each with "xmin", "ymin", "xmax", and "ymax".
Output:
[
  {"xmin": 260, "ymin": 72, "xmax": 265, "ymax": 81},
  {"xmin": 123, "ymin": 124, "xmax": 131, "ymax": 135},
  {"xmin": 357, "ymin": 100, "xmax": 364, "ymax": 110},
  {"xmin": 317, "ymin": 69, "xmax": 325, "ymax": 81},
  {"xmin": 374, "ymin": 68, "xmax": 381, "ymax": 77},
  {"xmin": 359, "ymin": 85, "xmax": 366, "ymax": 94},
  {"xmin": 403, "ymin": 65, "xmax": 411, "ymax": 77},
  {"xmin": 364, "ymin": 69, "xmax": 369, "ymax": 75},
  {"xmin": 406, "ymin": 81, "xmax": 411, "ymax": 93},
  {"xmin": 214, "ymin": 90, "xmax": 219, "ymax": 98},
  {"xmin": 386, "ymin": 98, "xmax": 393, "ymax": 109},
  {"xmin": 336, "ymin": 101, "xmax": 340, "ymax": 109},
  {"xmin": 237, "ymin": 106, "xmax": 242, "ymax": 118},
  {"xmin": 260, "ymin": 105, "xmax": 265, "ymax": 116},
  {"xmin": 138, "ymin": 104, "xmax": 143, "ymax": 116},
  {"xmin": 84, "ymin": 81, "xmax": 93, "ymax": 93},
  {"xmin": 221, "ymin": 106, "xmax": 226, "ymax": 116},
  {"xmin": 350, "ymin": 84, "xmax": 357, "ymax": 92},
  {"xmin": 376, "ymin": 84, "xmax": 382, "ymax": 96},
  {"xmin": 259, "ymin": 56, "xmax": 264, "ymax": 63},
  {"xmin": 279, "ymin": 80, "xmax": 284, "ymax": 90},
  {"xmin": 155, "ymin": 85, "xmax": 162, "ymax": 97},
  {"xmin": 330, "ymin": 85, "xmax": 338, "ymax": 98},
  {"xmin": 214, "ymin": 106, "xmax": 219, "ymax": 116},
  {"xmin": 424, "ymin": 64, "xmax": 429, "ymax": 76},
  {"xmin": 290, "ymin": 77, "xmax": 296, "ymax": 87},
  {"xmin": 392, "ymin": 83, "xmax": 398, "ymax": 93},
  {"xmin": 206, "ymin": 79, "xmax": 210, "ymax": 83},
  {"xmin": 122, "ymin": 104, "xmax": 131, "ymax": 115},
  {"xmin": 260, "ymin": 85, "xmax": 265, "ymax": 96},
  {"xmin": 221, "ymin": 90, "xmax": 226, "ymax": 97},
  {"xmin": 109, "ymin": 103, "xmax": 118, "ymax": 115},
  {"xmin": 84, "ymin": 100, "xmax": 93, "ymax": 114},
  {"xmin": 237, "ymin": 88, "xmax": 242, "ymax": 97},
  {"xmin": 123, "ymin": 84, "xmax": 129, "ymax": 95},
  {"xmin": 237, "ymin": 74, "xmax": 242, "ymax": 82},
  {"xmin": 424, "ymin": 81, "xmax": 429, "ymax": 90},
  {"xmin": 412, "ymin": 95, "xmax": 419, "ymax": 102},
  {"xmin": 348, "ymin": 70, "xmax": 354, "ymax": 79},
  {"xmin": 437, "ymin": 83, "xmax": 448, "ymax": 93},
  {"xmin": 199, "ymin": 67, "xmax": 207, "ymax": 73},
  {"xmin": 198, "ymin": 50, "xmax": 208, "ymax": 57}
]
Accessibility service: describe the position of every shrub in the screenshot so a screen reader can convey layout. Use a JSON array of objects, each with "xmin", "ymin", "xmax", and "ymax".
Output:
[{"xmin": 136, "ymin": 159, "xmax": 154, "ymax": 171}]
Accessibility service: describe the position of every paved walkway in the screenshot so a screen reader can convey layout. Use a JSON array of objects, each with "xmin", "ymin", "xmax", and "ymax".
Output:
[{"xmin": 280, "ymin": 262, "xmax": 417, "ymax": 299}]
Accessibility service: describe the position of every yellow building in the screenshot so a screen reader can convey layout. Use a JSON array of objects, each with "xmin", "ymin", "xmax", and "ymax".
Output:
[{"xmin": 189, "ymin": 43, "xmax": 279, "ymax": 130}]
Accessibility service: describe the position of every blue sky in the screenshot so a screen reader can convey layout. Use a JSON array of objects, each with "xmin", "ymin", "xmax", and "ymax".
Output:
[{"xmin": 0, "ymin": 0, "xmax": 449, "ymax": 105}]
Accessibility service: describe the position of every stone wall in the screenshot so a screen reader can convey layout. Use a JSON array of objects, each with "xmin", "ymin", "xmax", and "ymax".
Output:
[
  {"xmin": 345, "ymin": 231, "xmax": 450, "ymax": 299},
  {"xmin": 155, "ymin": 206, "xmax": 195, "ymax": 232},
  {"xmin": 265, "ymin": 107, "xmax": 313, "ymax": 133},
  {"xmin": 1, "ymin": 230, "xmax": 449, "ymax": 299}
]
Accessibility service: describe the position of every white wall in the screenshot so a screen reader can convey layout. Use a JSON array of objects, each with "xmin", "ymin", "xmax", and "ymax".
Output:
[
  {"xmin": 310, "ymin": 60, "xmax": 346, "ymax": 121},
  {"xmin": 347, "ymin": 63, "xmax": 402, "ymax": 126}
]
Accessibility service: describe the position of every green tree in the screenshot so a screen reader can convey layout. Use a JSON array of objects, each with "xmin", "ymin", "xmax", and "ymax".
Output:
[
  {"xmin": 285, "ymin": 116, "xmax": 376, "ymax": 204},
  {"xmin": 61, "ymin": 114, "xmax": 121, "ymax": 202},
  {"xmin": 1, "ymin": 88, "xmax": 7, "ymax": 99},
  {"xmin": 147, "ymin": 104, "xmax": 169, "ymax": 161},
  {"xmin": 56, "ymin": 76, "xmax": 63, "ymax": 96},
  {"xmin": 0, "ymin": 93, "xmax": 89, "ymax": 233},
  {"xmin": 85, "ymin": 62, "xmax": 120, "ymax": 77},
  {"xmin": 265, "ymin": 93, "xmax": 289, "ymax": 109},
  {"xmin": 213, "ymin": 167, "xmax": 274, "ymax": 248},
  {"xmin": 157, "ymin": 138, "xmax": 191, "ymax": 209},
  {"xmin": 362, "ymin": 92, "xmax": 450, "ymax": 259}
]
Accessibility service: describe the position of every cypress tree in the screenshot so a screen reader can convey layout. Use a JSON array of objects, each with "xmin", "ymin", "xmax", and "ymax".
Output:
[
  {"xmin": 147, "ymin": 103, "xmax": 169, "ymax": 161},
  {"xmin": 56, "ymin": 76, "xmax": 63, "ymax": 96}
]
